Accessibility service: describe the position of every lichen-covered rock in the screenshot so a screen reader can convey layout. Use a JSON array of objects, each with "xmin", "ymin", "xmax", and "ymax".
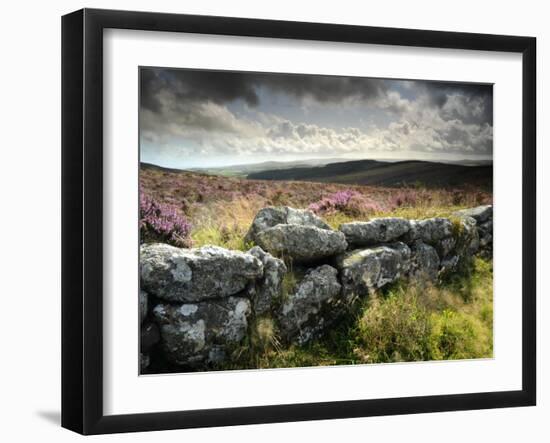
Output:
[
  {"xmin": 255, "ymin": 224, "xmax": 347, "ymax": 262},
  {"xmin": 247, "ymin": 246, "xmax": 287, "ymax": 316},
  {"xmin": 453, "ymin": 205, "xmax": 492, "ymax": 224},
  {"xmin": 139, "ymin": 290, "xmax": 148, "ymax": 324},
  {"xmin": 453, "ymin": 205, "xmax": 492, "ymax": 257},
  {"xmin": 153, "ymin": 296, "xmax": 251, "ymax": 367},
  {"xmin": 277, "ymin": 265, "xmax": 342, "ymax": 344},
  {"xmin": 409, "ymin": 241, "xmax": 440, "ymax": 281},
  {"xmin": 336, "ymin": 242, "xmax": 411, "ymax": 297},
  {"xmin": 245, "ymin": 206, "xmax": 331, "ymax": 244},
  {"xmin": 457, "ymin": 216, "xmax": 480, "ymax": 256},
  {"xmin": 140, "ymin": 322, "xmax": 160, "ymax": 353},
  {"xmin": 405, "ymin": 218, "xmax": 453, "ymax": 244},
  {"xmin": 435, "ymin": 236, "xmax": 457, "ymax": 258},
  {"xmin": 140, "ymin": 243, "xmax": 263, "ymax": 302},
  {"xmin": 339, "ymin": 218, "xmax": 410, "ymax": 246}
]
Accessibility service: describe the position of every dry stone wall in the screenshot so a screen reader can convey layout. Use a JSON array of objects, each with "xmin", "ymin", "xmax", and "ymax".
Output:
[{"xmin": 139, "ymin": 205, "xmax": 493, "ymax": 372}]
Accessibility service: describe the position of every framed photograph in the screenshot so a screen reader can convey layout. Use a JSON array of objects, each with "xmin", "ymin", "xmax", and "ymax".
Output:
[{"xmin": 61, "ymin": 8, "xmax": 536, "ymax": 435}]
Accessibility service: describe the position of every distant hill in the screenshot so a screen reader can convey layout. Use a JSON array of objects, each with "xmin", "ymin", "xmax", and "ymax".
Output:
[
  {"xmin": 140, "ymin": 162, "xmax": 191, "ymax": 174},
  {"xmin": 188, "ymin": 158, "xmax": 344, "ymax": 177},
  {"xmin": 247, "ymin": 159, "xmax": 493, "ymax": 189}
]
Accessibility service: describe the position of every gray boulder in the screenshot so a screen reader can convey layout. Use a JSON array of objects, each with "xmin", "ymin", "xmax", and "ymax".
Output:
[
  {"xmin": 440, "ymin": 216, "xmax": 481, "ymax": 273},
  {"xmin": 140, "ymin": 243, "xmax": 263, "ymax": 302},
  {"xmin": 336, "ymin": 242, "xmax": 411, "ymax": 297},
  {"xmin": 457, "ymin": 216, "xmax": 480, "ymax": 256},
  {"xmin": 245, "ymin": 206, "xmax": 331, "ymax": 244},
  {"xmin": 255, "ymin": 224, "xmax": 347, "ymax": 262},
  {"xmin": 339, "ymin": 218, "xmax": 410, "ymax": 246},
  {"xmin": 278, "ymin": 265, "xmax": 342, "ymax": 344},
  {"xmin": 404, "ymin": 217, "xmax": 454, "ymax": 260},
  {"xmin": 436, "ymin": 236, "xmax": 457, "ymax": 258},
  {"xmin": 453, "ymin": 205, "xmax": 492, "ymax": 257},
  {"xmin": 406, "ymin": 218, "xmax": 453, "ymax": 244},
  {"xmin": 139, "ymin": 290, "xmax": 148, "ymax": 324},
  {"xmin": 247, "ymin": 246, "xmax": 287, "ymax": 316},
  {"xmin": 409, "ymin": 241, "xmax": 440, "ymax": 281},
  {"xmin": 453, "ymin": 205, "xmax": 492, "ymax": 224},
  {"xmin": 153, "ymin": 296, "xmax": 251, "ymax": 367}
]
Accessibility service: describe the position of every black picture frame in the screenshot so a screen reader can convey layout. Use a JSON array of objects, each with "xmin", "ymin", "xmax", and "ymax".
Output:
[{"xmin": 61, "ymin": 8, "xmax": 536, "ymax": 435}]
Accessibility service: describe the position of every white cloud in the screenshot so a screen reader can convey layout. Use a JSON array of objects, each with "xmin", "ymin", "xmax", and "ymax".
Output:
[{"xmin": 140, "ymin": 80, "xmax": 493, "ymax": 163}]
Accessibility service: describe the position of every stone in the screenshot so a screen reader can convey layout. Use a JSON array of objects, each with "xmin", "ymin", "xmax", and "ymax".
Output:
[
  {"xmin": 140, "ymin": 322, "xmax": 161, "ymax": 353},
  {"xmin": 277, "ymin": 265, "xmax": 342, "ymax": 344},
  {"xmin": 153, "ymin": 296, "xmax": 251, "ymax": 367},
  {"xmin": 406, "ymin": 218, "xmax": 453, "ymax": 244},
  {"xmin": 336, "ymin": 242, "xmax": 411, "ymax": 297},
  {"xmin": 435, "ymin": 236, "xmax": 457, "ymax": 258},
  {"xmin": 247, "ymin": 246, "xmax": 287, "ymax": 316},
  {"xmin": 457, "ymin": 216, "xmax": 480, "ymax": 256},
  {"xmin": 140, "ymin": 243, "xmax": 263, "ymax": 302},
  {"xmin": 409, "ymin": 241, "xmax": 440, "ymax": 281},
  {"xmin": 139, "ymin": 290, "xmax": 148, "ymax": 324},
  {"xmin": 255, "ymin": 224, "xmax": 347, "ymax": 262},
  {"xmin": 453, "ymin": 205, "xmax": 493, "ymax": 223},
  {"xmin": 339, "ymin": 218, "xmax": 410, "ymax": 246},
  {"xmin": 245, "ymin": 206, "xmax": 331, "ymax": 244}
]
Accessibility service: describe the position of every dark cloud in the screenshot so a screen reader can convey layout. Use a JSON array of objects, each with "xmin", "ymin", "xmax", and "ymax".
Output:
[
  {"xmin": 415, "ymin": 81, "xmax": 493, "ymax": 125},
  {"xmin": 259, "ymin": 74, "xmax": 387, "ymax": 103},
  {"xmin": 140, "ymin": 68, "xmax": 260, "ymax": 112},
  {"xmin": 140, "ymin": 67, "xmax": 493, "ymax": 161},
  {"xmin": 140, "ymin": 68, "xmax": 388, "ymax": 112}
]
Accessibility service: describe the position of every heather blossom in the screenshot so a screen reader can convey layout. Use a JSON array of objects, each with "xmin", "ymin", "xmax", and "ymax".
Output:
[
  {"xmin": 308, "ymin": 190, "xmax": 385, "ymax": 217},
  {"xmin": 140, "ymin": 189, "xmax": 191, "ymax": 247}
]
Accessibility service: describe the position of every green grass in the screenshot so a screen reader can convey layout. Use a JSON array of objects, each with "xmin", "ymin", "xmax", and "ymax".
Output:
[
  {"xmin": 215, "ymin": 257, "xmax": 493, "ymax": 370},
  {"xmin": 323, "ymin": 204, "xmax": 474, "ymax": 229},
  {"xmin": 191, "ymin": 225, "xmax": 253, "ymax": 251}
]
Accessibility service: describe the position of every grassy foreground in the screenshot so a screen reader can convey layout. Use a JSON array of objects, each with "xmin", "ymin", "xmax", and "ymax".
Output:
[{"xmin": 217, "ymin": 257, "xmax": 493, "ymax": 370}]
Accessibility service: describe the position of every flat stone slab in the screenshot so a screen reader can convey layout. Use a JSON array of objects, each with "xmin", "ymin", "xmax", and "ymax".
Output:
[
  {"xmin": 140, "ymin": 243, "xmax": 263, "ymax": 302},
  {"xmin": 453, "ymin": 205, "xmax": 493, "ymax": 223},
  {"xmin": 255, "ymin": 224, "xmax": 347, "ymax": 262},
  {"xmin": 339, "ymin": 218, "xmax": 410, "ymax": 246},
  {"xmin": 406, "ymin": 218, "xmax": 453, "ymax": 244}
]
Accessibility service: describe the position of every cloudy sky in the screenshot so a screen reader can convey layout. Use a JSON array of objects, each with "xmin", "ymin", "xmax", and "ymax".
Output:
[{"xmin": 140, "ymin": 67, "xmax": 493, "ymax": 169}]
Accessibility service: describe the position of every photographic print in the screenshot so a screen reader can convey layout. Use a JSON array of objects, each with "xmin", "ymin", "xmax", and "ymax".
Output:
[{"xmin": 138, "ymin": 67, "xmax": 494, "ymax": 375}]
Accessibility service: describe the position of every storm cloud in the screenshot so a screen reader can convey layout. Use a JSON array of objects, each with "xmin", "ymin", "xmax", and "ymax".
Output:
[{"xmin": 139, "ymin": 67, "xmax": 493, "ymax": 168}]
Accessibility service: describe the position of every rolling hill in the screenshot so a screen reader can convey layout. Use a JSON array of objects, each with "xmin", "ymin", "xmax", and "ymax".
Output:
[{"xmin": 247, "ymin": 159, "xmax": 493, "ymax": 189}]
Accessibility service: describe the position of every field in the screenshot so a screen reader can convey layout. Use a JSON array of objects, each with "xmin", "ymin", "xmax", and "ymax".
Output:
[
  {"xmin": 140, "ymin": 162, "xmax": 493, "ymax": 369},
  {"xmin": 140, "ymin": 162, "xmax": 492, "ymax": 251}
]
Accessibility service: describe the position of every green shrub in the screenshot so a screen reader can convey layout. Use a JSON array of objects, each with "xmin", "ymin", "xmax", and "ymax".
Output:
[
  {"xmin": 354, "ymin": 291, "xmax": 432, "ymax": 363},
  {"xmin": 429, "ymin": 309, "xmax": 492, "ymax": 360}
]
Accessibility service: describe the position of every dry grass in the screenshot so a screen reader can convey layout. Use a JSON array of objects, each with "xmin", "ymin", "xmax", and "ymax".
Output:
[{"xmin": 140, "ymin": 167, "xmax": 492, "ymax": 251}]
